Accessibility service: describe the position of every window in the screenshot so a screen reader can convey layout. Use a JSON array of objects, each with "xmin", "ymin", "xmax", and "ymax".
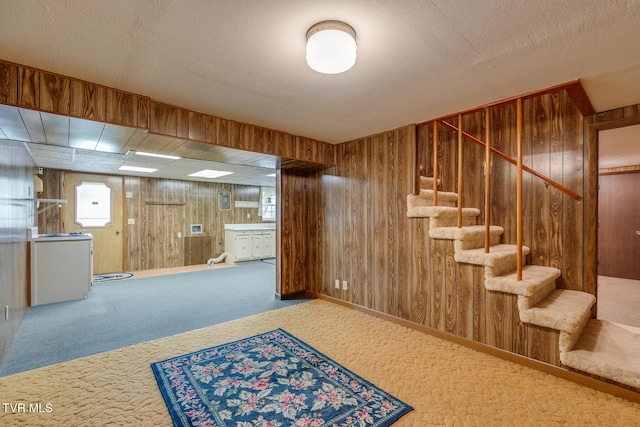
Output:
[
  {"xmin": 75, "ymin": 182, "xmax": 111, "ymax": 227},
  {"xmin": 259, "ymin": 186, "xmax": 276, "ymax": 221}
]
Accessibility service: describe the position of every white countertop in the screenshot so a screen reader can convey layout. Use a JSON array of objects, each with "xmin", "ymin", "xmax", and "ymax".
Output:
[
  {"xmin": 224, "ymin": 223, "xmax": 275, "ymax": 231},
  {"xmin": 32, "ymin": 233, "xmax": 94, "ymax": 242}
]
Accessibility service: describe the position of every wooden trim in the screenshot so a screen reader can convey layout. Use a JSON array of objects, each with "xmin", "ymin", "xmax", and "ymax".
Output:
[
  {"xmin": 599, "ymin": 165, "xmax": 640, "ymax": 175},
  {"xmin": 306, "ymin": 292, "xmax": 640, "ymax": 404},
  {"xmin": 585, "ymin": 105, "xmax": 640, "ymax": 309},
  {"xmin": 419, "ymin": 80, "xmax": 595, "ymax": 124},
  {"xmin": 276, "ymin": 290, "xmax": 307, "ymax": 300},
  {"xmin": 564, "ymin": 80, "xmax": 596, "ymax": 116}
]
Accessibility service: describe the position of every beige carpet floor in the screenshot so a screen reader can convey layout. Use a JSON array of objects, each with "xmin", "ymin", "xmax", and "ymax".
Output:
[{"xmin": 1, "ymin": 299, "xmax": 640, "ymax": 426}]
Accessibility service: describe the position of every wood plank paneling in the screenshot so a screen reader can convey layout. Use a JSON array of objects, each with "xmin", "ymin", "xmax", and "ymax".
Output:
[
  {"xmin": 39, "ymin": 72, "xmax": 70, "ymax": 115},
  {"xmin": 121, "ymin": 176, "xmax": 264, "ymax": 271},
  {"xmin": 0, "ymin": 62, "xmax": 17, "ymax": 105},
  {"xmin": 106, "ymin": 88, "xmax": 145, "ymax": 128},
  {"xmin": 2, "ymin": 59, "xmax": 335, "ymax": 165},
  {"xmin": 17, "ymin": 67, "xmax": 39, "ymax": 109},
  {"xmin": 69, "ymin": 80, "xmax": 106, "ymax": 122},
  {"xmin": 189, "ymin": 111, "xmax": 207, "ymax": 142},
  {"xmin": 149, "ymin": 101, "xmax": 177, "ymax": 136}
]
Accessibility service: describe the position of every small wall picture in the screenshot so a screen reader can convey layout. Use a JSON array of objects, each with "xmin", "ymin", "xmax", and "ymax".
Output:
[
  {"xmin": 191, "ymin": 224, "xmax": 203, "ymax": 234},
  {"xmin": 218, "ymin": 190, "xmax": 231, "ymax": 211}
]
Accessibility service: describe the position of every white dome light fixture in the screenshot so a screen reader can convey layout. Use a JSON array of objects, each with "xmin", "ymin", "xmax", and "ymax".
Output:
[{"xmin": 306, "ymin": 20, "xmax": 357, "ymax": 74}]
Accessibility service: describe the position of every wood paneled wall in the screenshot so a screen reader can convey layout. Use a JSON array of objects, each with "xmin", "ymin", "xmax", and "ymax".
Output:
[
  {"xmin": 36, "ymin": 169, "xmax": 63, "ymax": 234},
  {"xmin": 0, "ymin": 140, "xmax": 35, "ymax": 365},
  {"xmin": 36, "ymin": 171, "xmax": 266, "ymax": 271},
  {"xmin": 0, "ymin": 59, "xmax": 334, "ymax": 165},
  {"xmin": 297, "ymin": 90, "xmax": 589, "ymax": 366},
  {"xmin": 124, "ymin": 176, "xmax": 264, "ymax": 271}
]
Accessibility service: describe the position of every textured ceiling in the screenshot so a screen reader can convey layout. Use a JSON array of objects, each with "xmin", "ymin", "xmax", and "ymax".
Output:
[
  {"xmin": 1, "ymin": 0, "xmax": 640, "ymax": 145},
  {"xmin": 0, "ymin": 0, "xmax": 639, "ymax": 181}
]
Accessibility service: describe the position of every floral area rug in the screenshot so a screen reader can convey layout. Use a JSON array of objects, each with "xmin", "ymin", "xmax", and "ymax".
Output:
[{"xmin": 151, "ymin": 329, "xmax": 412, "ymax": 427}]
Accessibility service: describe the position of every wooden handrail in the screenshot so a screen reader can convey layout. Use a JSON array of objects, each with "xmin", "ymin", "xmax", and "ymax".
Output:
[{"xmin": 437, "ymin": 120, "xmax": 581, "ymax": 201}]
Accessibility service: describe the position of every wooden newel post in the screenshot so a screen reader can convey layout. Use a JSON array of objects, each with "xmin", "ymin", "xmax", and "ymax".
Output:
[
  {"xmin": 516, "ymin": 98, "xmax": 523, "ymax": 281},
  {"xmin": 433, "ymin": 121, "xmax": 439, "ymax": 206},
  {"xmin": 457, "ymin": 114, "xmax": 463, "ymax": 228},
  {"xmin": 484, "ymin": 107, "xmax": 491, "ymax": 253}
]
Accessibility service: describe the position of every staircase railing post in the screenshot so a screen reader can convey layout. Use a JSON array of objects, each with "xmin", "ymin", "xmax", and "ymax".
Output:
[
  {"xmin": 516, "ymin": 98, "xmax": 523, "ymax": 281},
  {"xmin": 457, "ymin": 114, "xmax": 463, "ymax": 228},
  {"xmin": 484, "ymin": 107, "xmax": 491, "ymax": 253},
  {"xmin": 433, "ymin": 121, "xmax": 439, "ymax": 206}
]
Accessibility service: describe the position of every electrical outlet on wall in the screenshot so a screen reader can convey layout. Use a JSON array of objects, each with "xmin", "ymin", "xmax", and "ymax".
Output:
[
  {"xmin": 335, "ymin": 279, "xmax": 340, "ymax": 289},
  {"xmin": 342, "ymin": 280, "xmax": 348, "ymax": 290}
]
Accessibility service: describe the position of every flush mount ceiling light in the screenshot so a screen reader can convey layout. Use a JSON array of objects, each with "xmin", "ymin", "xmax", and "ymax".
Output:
[{"xmin": 306, "ymin": 20, "xmax": 357, "ymax": 74}]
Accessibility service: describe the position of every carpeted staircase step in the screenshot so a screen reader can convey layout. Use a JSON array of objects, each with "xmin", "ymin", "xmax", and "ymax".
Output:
[
  {"xmin": 429, "ymin": 225, "xmax": 503, "ymax": 250},
  {"xmin": 454, "ymin": 244, "xmax": 530, "ymax": 277},
  {"xmin": 561, "ymin": 319, "xmax": 640, "ymax": 389},
  {"xmin": 407, "ymin": 204, "xmax": 480, "ymax": 224},
  {"xmin": 419, "ymin": 176, "xmax": 441, "ymax": 189},
  {"xmin": 406, "ymin": 192, "xmax": 459, "ymax": 212},
  {"xmin": 485, "ymin": 265, "xmax": 560, "ymax": 310},
  {"xmin": 520, "ymin": 289, "xmax": 595, "ymax": 338}
]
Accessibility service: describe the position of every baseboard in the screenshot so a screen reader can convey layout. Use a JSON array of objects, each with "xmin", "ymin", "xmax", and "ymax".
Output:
[
  {"xmin": 276, "ymin": 290, "xmax": 307, "ymax": 301},
  {"xmin": 305, "ymin": 291, "xmax": 640, "ymax": 404}
]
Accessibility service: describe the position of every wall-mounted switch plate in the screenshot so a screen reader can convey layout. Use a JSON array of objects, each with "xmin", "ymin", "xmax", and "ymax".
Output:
[
  {"xmin": 335, "ymin": 279, "xmax": 340, "ymax": 289},
  {"xmin": 342, "ymin": 280, "xmax": 348, "ymax": 290}
]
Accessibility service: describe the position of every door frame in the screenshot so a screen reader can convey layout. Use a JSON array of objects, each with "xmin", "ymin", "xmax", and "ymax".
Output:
[{"xmin": 586, "ymin": 110, "xmax": 640, "ymax": 316}]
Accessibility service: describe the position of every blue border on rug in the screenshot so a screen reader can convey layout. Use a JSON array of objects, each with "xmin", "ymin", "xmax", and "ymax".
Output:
[{"xmin": 151, "ymin": 328, "xmax": 413, "ymax": 427}]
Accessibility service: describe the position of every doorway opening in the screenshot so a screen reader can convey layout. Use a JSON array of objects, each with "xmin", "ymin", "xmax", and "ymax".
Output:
[{"xmin": 597, "ymin": 123, "xmax": 640, "ymax": 328}]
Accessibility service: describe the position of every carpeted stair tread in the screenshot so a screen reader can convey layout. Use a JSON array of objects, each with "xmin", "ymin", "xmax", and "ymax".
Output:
[
  {"xmin": 560, "ymin": 319, "xmax": 640, "ymax": 389},
  {"xmin": 429, "ymin": 225, "xmax": 503, "ymax": 240},
  {"xmin": 407, "ymin": 193, "xmax": 456, "ymax": 210},
  {"xmin": 419, "ymin": 176, "xmax": 440, "ymax": 189},
  {"xmin": 485, "ymin": 265, "xmax": 560, "ymax": 296},
  {"xmin": 520, "ymin": 289, "xmax": 596, "ymax": 333},
  {"xmin": 419, "ymin": 188, "xmax": 458, "ymax": 201},
  {"xmin": 430, "ymin": 225, "xmax": 503, "ymax": 250},
  {"xmin": 454, "ymin": 244, "xmax": 530, "ymax": 277},
  {"xmin": 407, "ymin": 204, "xmax": 480, "ymax": 219}
]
